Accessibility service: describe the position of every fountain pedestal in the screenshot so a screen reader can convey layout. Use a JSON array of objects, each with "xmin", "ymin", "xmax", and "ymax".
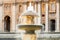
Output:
[
  {"xmin": 17, "ymin": 24, "xmax": 42, "ymax": 40},
  {"xmin": 23, "ymin": 34, "xmax": 36, "ymax": 40},
  {"xmin": 18, "ymin": 25, "xmax": 42, "ymax": 40}
]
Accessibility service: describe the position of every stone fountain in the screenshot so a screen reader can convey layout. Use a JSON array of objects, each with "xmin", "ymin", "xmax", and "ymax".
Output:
[{"xmin": 17, "ymin": 2, "xmax": 44, "ymax": 40}]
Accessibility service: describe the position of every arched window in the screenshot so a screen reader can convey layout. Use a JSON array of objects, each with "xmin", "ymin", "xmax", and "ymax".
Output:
[
  {"xmin": 4, "ymin": 16, "xmax": 10, "ymax": 32},
  {"xmin": 50, "ymin": 19, "xmax": 55, "ymax": 31}
]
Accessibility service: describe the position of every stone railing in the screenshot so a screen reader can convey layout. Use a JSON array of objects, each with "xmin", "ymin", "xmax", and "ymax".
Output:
[{"xmin": 37, "ymin": 32, "xmax": 60, "ymax": 38}]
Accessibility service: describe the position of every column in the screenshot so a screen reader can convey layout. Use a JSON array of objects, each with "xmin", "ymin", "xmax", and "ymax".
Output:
[
  {"xmin": 35, "ymin": 3, "xmax": 36, "ymax": 12},
  {"xmin": 21, "ymin": 3, "xmax": 27, "ymax": 24},
  {"xmin": 34, "ymin": 3, "xmax": 37, "ymax": 24},
  {"xmin": 11, "ymin": 4, "xmax": 16, "ymax": 32},
  {"xmin": 55, "ymin": 0, "xmax": 59, "ymax": 32},
  {"xmin": 38, "ymin": 3, "xmax": 41, "ymax": 24},
  {"xmin": 0, "ymin": 5, "xmax": 3, "ymax": 32},
  {"xmin": 23, "ymin": 3, "xmax": 27, "ymax": 22},
  {"xmin": 45, "ymin": 3, "xmax": 49, "ymax": 32},
  {"xmin": 24, "ymin": 3, "xmax": 26, "ymax": 12}
]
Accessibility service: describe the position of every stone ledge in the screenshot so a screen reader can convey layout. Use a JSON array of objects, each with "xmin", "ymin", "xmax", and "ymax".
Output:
[
  {"xmin": 37, "ymin": 34, "xmax": 60, "ymax": 38},
  {"xmin": 0, "ymin": 34, "xmax": 21, "ymax": 38},
  {"xmin": 40, "ymin": 32, "xmax": 60, "ymax": 34}
]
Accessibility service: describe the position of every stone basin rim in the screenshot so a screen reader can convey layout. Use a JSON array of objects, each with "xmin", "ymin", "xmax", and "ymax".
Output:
[
  {"xmin": 16, "ymin": 24, "xmax": 44, "ymax": 27},
  {"xmin": 17, "ymin": 24, "xmax": 44, "ymax": 30}
]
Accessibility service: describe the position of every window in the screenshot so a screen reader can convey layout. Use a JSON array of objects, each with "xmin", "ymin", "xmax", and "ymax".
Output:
[
  {"xmin": 19, "ymin": 5, "xmax": 21, "ymax": 12},
  {"xmin": 49, "ymin": 0, "xmax": 56, "ymax": 12},
  {"xmin": 4, "ymin": 4, "xmax": 11, "ymax": 12}
]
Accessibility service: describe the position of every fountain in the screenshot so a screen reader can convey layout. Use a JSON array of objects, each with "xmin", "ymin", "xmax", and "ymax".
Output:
[{"xmin": 17, "ymin": 2, "xmax": 44, "ymax": 40}]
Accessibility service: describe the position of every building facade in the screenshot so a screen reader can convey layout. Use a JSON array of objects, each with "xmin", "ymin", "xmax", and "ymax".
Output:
[
  {"xmin": 0, "ymin": 0, "xmax": 59, "ymax": 32},
  {"xmin": 0, "ymin": 0, "xmax": 60, "ymax": 40}
]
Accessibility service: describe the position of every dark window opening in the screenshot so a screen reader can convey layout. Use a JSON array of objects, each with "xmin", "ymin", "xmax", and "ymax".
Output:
[
  {"xmin": 4, "ymin": 16, "xmax": 10, "ymax": 32},
  {"xmin": 42, "ymin": 14, "xmax": 45, "ymax": 17},
  {"xmin": 19, "ymin": 5, "xmax": 21, "ymax": 12},
  {"xmin": 43, "ymin": 24, "xmax": 45, "ymax": 31},
  {"xmin": 50, "ymin": 20, "xmax": 55, "ymax": 31}
]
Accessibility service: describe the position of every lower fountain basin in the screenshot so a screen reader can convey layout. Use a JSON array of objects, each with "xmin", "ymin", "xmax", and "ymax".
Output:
[{"xmin": 17, "ymin": 24, "xmax": 43, "ymax": 30}]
